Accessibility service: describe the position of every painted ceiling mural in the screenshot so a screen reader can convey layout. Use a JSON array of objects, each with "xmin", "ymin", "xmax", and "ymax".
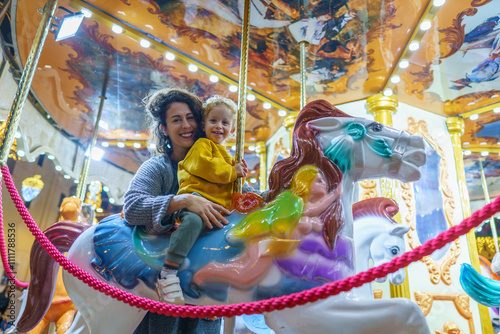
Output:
[{"xmin": 4, "ymin": 0, "xmax": 500, "ymax": 180}]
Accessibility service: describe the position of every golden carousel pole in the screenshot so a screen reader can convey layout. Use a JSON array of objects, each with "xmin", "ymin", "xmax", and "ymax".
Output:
[
  {"xmin": 366, "ymin": 93, "xmax": 411, "ymax": 300},
  {"xmin": 0, "ymin": 0, "xmax": 59, "ymax": 165},
  {"xmin": 478, "ymin": 159, "xmax": 499, "ymax": 253},
  {"xmin": 76, "ymin": 61, "xmax": 110, "ymax": 201},
  {"xmin": 234, "ymin": 0, "xmax": 251, "ymax": 194},
  {"xmin": 255, "ymin": 141, "xmax": 267, "ymax": 191},
  {"xmin": 446, "ymin": 117, "xmax": 493, "ymax": 334}
]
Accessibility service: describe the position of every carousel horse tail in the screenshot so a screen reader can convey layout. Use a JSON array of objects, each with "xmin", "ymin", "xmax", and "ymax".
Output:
[
  {"xmin": 16, "ymin": 221, "xmax": 91, "ymax": 332},
  {"xmin": 460, "ymin": 263, "xmax": 500, "ymax": 308}
]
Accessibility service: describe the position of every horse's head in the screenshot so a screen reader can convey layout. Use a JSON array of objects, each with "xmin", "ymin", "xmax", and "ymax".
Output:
[
  {"xmin": 370, "ymin": 223, "xmax": 409, "ymax": 285},
  {"xmin": 306, "ymin": 117, "xmax": 426, "ymax": 183}
]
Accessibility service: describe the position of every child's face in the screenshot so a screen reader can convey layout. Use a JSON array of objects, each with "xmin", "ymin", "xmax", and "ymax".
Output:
[{"xmin": 204, "ymin": 105, "xmax": 234, "ymax": 145}]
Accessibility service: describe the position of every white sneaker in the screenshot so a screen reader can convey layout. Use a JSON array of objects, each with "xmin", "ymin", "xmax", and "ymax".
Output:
[{"xmin": 155, "ymin": 274, "xmax": 185, "ymax": 305}]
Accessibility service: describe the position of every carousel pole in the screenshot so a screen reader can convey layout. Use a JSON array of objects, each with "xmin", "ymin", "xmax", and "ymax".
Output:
[
  {"xmin": 299, "ymin": 41, "xmax": 308, "ymax": 110},
  {"xmin": 446, "ymin": 117, "xmax": 493, "ymax": 334},
  {"xmin": 366, "ymin": 93, "xmax": 411, "ymax": 300},
  {"xmin": 0, "ymin": 0, "xmax": 59, "ymax": 166},
  {"xmin": 75, "ymin": 62, "xmax": 109, "ymax": 201},
  {"xmin": 255, "ymin": 141, "xmax": 267, "ymax": 191},
  {"xmin": 234, "ymin": 0, "xmax": 251, "ymax": 193},
  {"xmin": 478, "ymin": 158, "xmax": 499, "ymax": 253}
]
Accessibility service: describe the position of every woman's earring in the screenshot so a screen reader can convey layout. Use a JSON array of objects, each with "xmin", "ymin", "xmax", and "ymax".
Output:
[{"xmin": 165, "ymin": 136, "xmax": 172, "ymax": 152}]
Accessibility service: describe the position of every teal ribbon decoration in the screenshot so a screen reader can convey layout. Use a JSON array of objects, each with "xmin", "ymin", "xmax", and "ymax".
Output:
[{"xmin": 323, "ymin": 121, "xmax": 393, "ymax": 173}]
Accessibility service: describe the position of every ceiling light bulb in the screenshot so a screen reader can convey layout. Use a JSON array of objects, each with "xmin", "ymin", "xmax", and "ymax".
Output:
[
  {"xmin": 249, "ymin": 145, "xmax": 256, "ymax": 151},
  {"xmin": 481, "ymin": 151, "xmax": 489, "ymax": 156},
  {"xmin": 188, "ymin": 64, "xmax": 198, "ymax": 72},
  {"xmin": 469, "ymin": 114, "xmax": 478, "ymax": 120},
  {"xmin": 229, "ymin": 85, "xmax": 238, "ymax": 92},
  {"xmin": 420, "ymin": 20, "xmax": 431, "ymax": 31},
  {"xmin": 250, "ymin": 178, "xmax": 257, "ymax": 184},
  {"xmin": 209, "ymin": 75, "xmax": 219, "ymax": 83},
  {"xmin": 117, "ymin": 142, "xmax": 125, "ymax": 148},
  {"xmin": 17, "ymin": 150, "xmax": 25, "ymax": 157},
  {"xmin": 464, "ymin": 150, "xmax": 471, "ymax": 156},
  {"xmin": 109, "ymin": 198, "xmax": 116, "ymax": 204},
  {"xmin": 278, "ymin": 109, "xmax": 287, "ymax": 117},
  {"xmin": 139, "ymin": 39, "xmax": 151, "ymax": 48},
  {"xmin": 133, "ymin": 142, "xmax": 141, "ymax": 148},
  {"xmin": 247, "ymin": 94, "xmax": 256, "ymax": 101},
  {"xmin": 263, "ymin": 102, "xmax": 272, "ymax": 109},
  {"xmin": 409, "ymin": 41, "xmax": 420, "ymax": 51},
  {"xmin": 231, "ymin": 145, "xmax": 237, "ymax": 151},
  {"xmin": 383, "ymin": 88, "xmax": 393, "ymax": 96},
  {"xmin": 55, "ymin": 165, "xmax": 62, "ymax": 171},
  {"xmin": 81, "ymin": 8, "xmax": 92, "ymax": 18},
  {"xmin": 101, "ymin": 141, "xmax": 109, "ymax": 147},
  {"xmin": 48, "ymin": 154, "xmax": 55, "ymax": 160},
  {"xmin": 390, "ymin": 75, "xmax": 400, "ymax": 84},
  {"xmin": 165, "ymin": 52, "xmax": 175, "ymax": 61},
  {"xmin": 494, "ymin": 107, "xmax": 500, "ymax": 113},
  {"xmin": 15, "ymin": 131, "xmax": 21, "ymax": 138},
  {"xmin": 64, "ymin": 174, "xmax": 71, "ymax": 179},
  {"xmin": 399, "ymin": 60, "xmax": 409, "ymax": 69},
  {"xmin": 433, "ymin": 0, "xmax": 445, "ymax": 6},
  {"xmin": 111, "ymin": 24, "xmax": 123, "ymax": 34}
]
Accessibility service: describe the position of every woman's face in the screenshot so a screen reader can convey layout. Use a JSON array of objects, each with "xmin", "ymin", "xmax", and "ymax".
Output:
[
  {"xmin": 309, "ymin": 173, "xmax": 328, "ymax": 198},
  {"xmin": 164, "ymin": 102, "xmax": 198, "ymax": 156}
]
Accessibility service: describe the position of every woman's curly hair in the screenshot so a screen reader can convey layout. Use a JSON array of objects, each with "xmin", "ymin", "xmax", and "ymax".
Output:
[{"xmin": 144, "ymin": 88, "xmax": 204, "ymax": 155}]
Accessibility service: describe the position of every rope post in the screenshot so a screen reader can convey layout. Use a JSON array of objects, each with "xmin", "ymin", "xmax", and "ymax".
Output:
[
  {"xmin": 0, "ymin": 0, "xmax": 59, "ymax": 166},
  {"xmin": 234, "ymin": 0, "xmax": 251, "ymax": 194}
]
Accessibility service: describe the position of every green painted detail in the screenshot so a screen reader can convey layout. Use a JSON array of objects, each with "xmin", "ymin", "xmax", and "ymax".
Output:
[
  {"xmin": 324, "ymin": 136, "xmax": 353, "ymax": 174},
  {"xmin": 366, "ymin": 136, "xmax": 392, "ymax": 157},
  {"xmin": 346, "ymin": 122, "xmax": 366, "ymax": 140},
  {"xmin": 230, "ymin": 190, "xmax": 304, "ymax": 240}
]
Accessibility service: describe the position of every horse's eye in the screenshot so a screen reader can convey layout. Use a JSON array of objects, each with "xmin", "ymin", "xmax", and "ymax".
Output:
[
  {"xmin": 390, "ymin": 247, "xmax": 399, "ymax": 255},
  {"xmin": 371, "ymin": 123, "xmax": 383, "ymax": 132}
]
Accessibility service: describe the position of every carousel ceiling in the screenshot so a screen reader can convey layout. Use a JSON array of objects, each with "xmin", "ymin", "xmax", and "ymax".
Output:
[{"xmin": 2, "ymin": 0, "xmax": 500, "ymax": 187}]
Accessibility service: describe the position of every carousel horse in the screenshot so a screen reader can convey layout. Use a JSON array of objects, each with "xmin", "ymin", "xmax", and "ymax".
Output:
[{"xmin": 17, "ymin": 100, "xmax": 428, "ymax": 334}]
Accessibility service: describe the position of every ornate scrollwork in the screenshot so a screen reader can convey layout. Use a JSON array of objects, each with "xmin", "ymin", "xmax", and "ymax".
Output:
[
  {"xmin": 414, "ymin": 292, "xmax": 475, "ymax": 334},
  {"xmin": 404, "ymin": 118, "xmax": 459, "ymax": 285},
  {"xmin": 359, "ymin": 179, "xmax": 378, "ymax": 199},
  {"xmin": 414, "ymin": 291, "xmax": 433, "ymax": 316}
]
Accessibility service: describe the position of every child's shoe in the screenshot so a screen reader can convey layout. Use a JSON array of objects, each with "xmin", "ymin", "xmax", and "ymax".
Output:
[{"xmin": 155, "ymin": 274, "xmax": 185, "ymax": 305}]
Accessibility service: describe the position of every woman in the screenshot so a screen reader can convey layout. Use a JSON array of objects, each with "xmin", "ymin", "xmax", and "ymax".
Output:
[{"xmin": 123, "ymin": 88, "xmax": 227, "ymax": 333}]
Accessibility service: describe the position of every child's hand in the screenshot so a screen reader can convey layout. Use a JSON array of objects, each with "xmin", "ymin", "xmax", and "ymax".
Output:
[{"xmin": 234, "ymin": 159, "xmax": 248, "ymax": 177}]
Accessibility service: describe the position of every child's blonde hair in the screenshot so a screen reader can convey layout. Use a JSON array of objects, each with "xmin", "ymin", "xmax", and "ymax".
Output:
[{"xmin": 204, "ymin": 95, "xmax": 238, "ymax": 125}]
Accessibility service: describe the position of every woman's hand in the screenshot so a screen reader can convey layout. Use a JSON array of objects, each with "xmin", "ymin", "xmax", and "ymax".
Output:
[
  {"xmin": 172, "ymin": 194, "xmax": 230, "ymax": 229},
  {"xmin": 234, "ymin": 159, "xmax": 248, "ymax": 177}
]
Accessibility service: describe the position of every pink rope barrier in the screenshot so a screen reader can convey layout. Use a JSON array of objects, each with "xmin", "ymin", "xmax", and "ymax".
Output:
[
  {"xmin": 2, "ymin": 165, "xmax": 500, "ymax": 318},
  {"xmin": 0, "ymin": 175, "xmax": 29, "ymax": 288}
]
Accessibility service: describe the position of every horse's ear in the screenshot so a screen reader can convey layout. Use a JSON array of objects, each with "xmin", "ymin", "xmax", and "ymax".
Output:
[
  {"xmin": 391, "ymin": 225, "xmax": 410, "ymax": 237},
  {"xmin": 306, "ymin": 117, "xmax": 343, "ymax": 132}
]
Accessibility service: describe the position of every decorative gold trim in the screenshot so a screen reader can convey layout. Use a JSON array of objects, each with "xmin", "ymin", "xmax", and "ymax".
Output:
[
  {"xmin": 284, "ymin": 111, "xmax": 299, "ymax": 147},
  {"xmin": 436, "ymin": 321, "xmax": 467, "ymax": 334},
  {"xmin": 359, "ymin": 179, "xmax": 379, "ymax": 199},
  {"xmin": 373, "ymin": 289, "xmax": 383, "ymax": 299},
  {"xmin": 404, "ymin": 118, "xmax": 459, "ymax": 286},
  {"xmin": 476, "ymin": 236, "xmax": 500, "ymax": 260},
  {"xmin": 414, "ymin": 292, "xmax": 475, "ymax": 334},
  {"xmin": 269, "ymin": 138, "xmax": 290, "ymax": 171}
]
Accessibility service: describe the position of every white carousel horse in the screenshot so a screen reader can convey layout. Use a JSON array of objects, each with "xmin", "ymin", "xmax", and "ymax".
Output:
[{"xmin": 17, "ymin": 100, "xmax": 428, "ymax": 334}]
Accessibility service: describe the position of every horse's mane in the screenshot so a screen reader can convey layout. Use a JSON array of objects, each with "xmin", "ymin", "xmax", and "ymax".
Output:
[
  {"xmin": 268, "ymin": 100, "xmax": 352, "ymax": 250},
  {"xmin": 352, "ymin": 197, "xmax": 399, "ymax": 224}
]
